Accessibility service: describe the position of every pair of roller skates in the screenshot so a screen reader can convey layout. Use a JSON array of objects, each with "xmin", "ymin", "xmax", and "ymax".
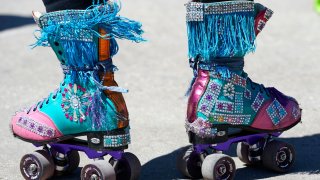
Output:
[
  {"xmin": 176, "ymin": 0, "xmax": 301, "ymax": 179},
  {"xmin": 11, "ymin": 1, "xmax": 144, "ymax": 180},
  {"xmin": 10, "ymin": 0, "xmax": 302, "ymax": 180}
]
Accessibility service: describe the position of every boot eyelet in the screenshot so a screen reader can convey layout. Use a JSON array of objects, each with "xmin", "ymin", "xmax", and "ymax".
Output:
[
  {"xmin": 54, "ymin": 41, "xmax": 59, "ymax": 46},
  {"xmin": 58, "ymin": 51, "xmax": 63, "ymax": 55}
]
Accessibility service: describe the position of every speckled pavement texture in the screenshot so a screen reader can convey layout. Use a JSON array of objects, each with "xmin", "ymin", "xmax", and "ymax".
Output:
[{"xmin": 0, "ymin": 0, "xmax": 319, "ymax": 179}]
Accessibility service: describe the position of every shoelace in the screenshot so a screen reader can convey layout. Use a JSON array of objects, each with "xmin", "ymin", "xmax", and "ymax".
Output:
[
  {"xmin": 27, "ymin": 88, "xmax": 61, "ymax": 113},
  {"xmin": 27, "ymin": 60, "xmax": 127, "ymax": 113}
]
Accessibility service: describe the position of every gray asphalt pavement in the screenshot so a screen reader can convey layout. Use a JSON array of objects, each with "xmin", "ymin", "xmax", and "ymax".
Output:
[{"xmin": 0, "ymin": 0, "xmax": 320, "ymax": 179}]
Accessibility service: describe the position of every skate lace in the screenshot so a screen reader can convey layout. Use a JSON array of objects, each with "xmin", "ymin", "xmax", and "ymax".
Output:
[
  {"xmin": 27, "ymin": 60, "xmax": 128, "ymax": 113},
  {"xmin": 247, "ymin": 77, "xmax": 270, "ymax": 97},
  {"xmin": 27, "ymin": 88, "xmax": 61, "ymax": 113}
]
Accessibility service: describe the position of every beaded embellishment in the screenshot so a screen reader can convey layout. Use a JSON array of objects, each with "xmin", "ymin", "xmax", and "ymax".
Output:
[
  {"xmin": 16, "ymin": 117, "xmax": 55, "ymax": 137},
  {"xmin": 198, "ymin": 81, "xmax": 222, "ymax": 117},
  {"xmin": 244, "ymin": 88, "xmax": 252, "ymax": 99},
  {"xmin": 61, "ymin": 83, "xmax": 91, "ymax": 122},
  {"xmin": 186, "ymin": 2, "xmax": 204, "ymax": 22},
  {"xmin": 215, "ymin": 100, "xmax": 234, "ymax": 113},
  {"xmin": 38, "ymin": 10, "xmax": 96, "ymax": 42},
  {"xmin": 211, "ymin": 71, "xmax": 247, "ymax": 88},
  {"xmin": 292, "ymin": 106, "xmax": 301, "ymax": 120},
  {"xmin": 264, "ymin": 9, "xmax": 274, "ymax": 20},
  {"xmin": 267, "ymin": 99, "xmax": 287, "ymax": 125},
  {"xmin": 104, "ymin": 132, "xmax": 131, "ymax": 148},
  {"xmin": 186, "ymin": 1, "xmax": 254, "ymax": 22},
  {"xmin": 234, "ymin": 92, "xmax": 244, "ymax": 114},
  {"xmin": 37, "ymin": 3, "xmax": 115, "ymax": 42},
  {"xmin": 251, "ymin": 92, "xmax": 265, "ymax": 112},
  {"xmin": 210, "ymin": 113, "xmax": 251, "ymax": 125},
  {"xmin": 257, "ymin": 20, "xmax": 266, "ymax": 32},
  {"xmin": 185, "ymin": 118, "xmax": 218, "ymax": 138},
  {"xmin": 223, "ymin": 83, "xmax": 235, "ymax": 100}
]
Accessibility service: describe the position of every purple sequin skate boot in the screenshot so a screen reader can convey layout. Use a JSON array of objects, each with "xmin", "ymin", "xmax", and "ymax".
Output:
[{"xmin": 177, "ymin": 1, "xmax": 302, "ymax": 179}]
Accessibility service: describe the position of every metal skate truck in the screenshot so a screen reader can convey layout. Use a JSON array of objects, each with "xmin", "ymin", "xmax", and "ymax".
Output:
[
  {"xmin": 10, "ymin": 0, "xmax": 144, "ymax": 179},
  {"xmin": 177, "ymin": 0, "xmax": 302, "ymax": 179}
]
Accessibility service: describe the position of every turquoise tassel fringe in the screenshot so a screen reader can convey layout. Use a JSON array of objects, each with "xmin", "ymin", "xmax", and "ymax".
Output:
[
  {"xmin": 187, "ymin": 12, "xmax": 256, "ymax": 60},
  {"xmin": 32, "ymin": 1, "xmax": 145, "ymax": 50}
]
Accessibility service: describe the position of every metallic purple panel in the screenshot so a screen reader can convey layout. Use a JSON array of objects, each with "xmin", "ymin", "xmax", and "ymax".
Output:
[{"xmin": 187, "ymin": 70, "xmax": 210, "ymax": 123}]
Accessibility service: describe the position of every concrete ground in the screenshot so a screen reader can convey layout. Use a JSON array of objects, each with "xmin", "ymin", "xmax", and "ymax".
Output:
[{"xmin": 0, "ymin": 0, "xmax": 319, "ymax": 179}]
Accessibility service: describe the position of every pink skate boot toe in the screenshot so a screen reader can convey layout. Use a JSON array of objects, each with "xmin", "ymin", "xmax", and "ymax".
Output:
[{"xmin": 11, "ymin": 110, "xmax": 63, "ymax": 142}]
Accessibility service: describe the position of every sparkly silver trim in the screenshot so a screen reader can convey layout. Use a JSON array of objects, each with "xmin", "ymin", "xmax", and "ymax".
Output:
[
  {"xmin": 251, "ymin": 92, "xmax": 265, "ymax": 112},
  {"xmin": 264, "ymin": 9, "xmax": 274, "ymax": 20},
  {"xmin": 186, "ymin": 1, "xmax": 254, "ymax": 22},
  {"xmin": 103, "ymin": 132, "xmax": 131, "ymax": 148},
  {"xmin": 37, "ymin": 4, "xmax": 115, "ymax": 42},
  {"xmin": 257, "ymin": 19, "xmax": 266, "ymax": 32},
  {"xmin": 186, "ymin": 2, "xmax": 204, "ymax": 22},
  {"xmin": 198, "ymin": 81, "xmax": 222, "ymax": 117},
  {"xmin": 16, "ymin": 116, "xmax": 56, "ymax": 137},
  {"xmin": 266, "ymin": 99, "xmax": 287, "ymax": 125},
  {"xmin": 185, "ymin": 118, "xmax": 218, "ymax": 138},
  {"xmin": 292, "ymin": 106, "xmax": 300, "ymax": 120},
  {"xmin": 210, "ymin": 71, "xmax": 247, "ymax": 88},
  {"xmin": 210, "ymin": 113, "xmax": 251, "ymax": 125}
]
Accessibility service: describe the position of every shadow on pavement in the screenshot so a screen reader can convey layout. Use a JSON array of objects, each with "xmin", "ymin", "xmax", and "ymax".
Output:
[
  {"xmin": 140, "ymin": 134, "xmax": 320, "ymax": 180},
  {"xmin": 49, "ymin": 134, "xmax": 320, "ymax": 179},
  {"xmin": 0, "ymin": 15, "xmax": 34, "ymax": 31}
]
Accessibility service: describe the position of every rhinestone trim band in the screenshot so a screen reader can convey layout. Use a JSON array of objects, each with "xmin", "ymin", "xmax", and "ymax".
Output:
[
  {"xmin": 186, "ymin": 1, "xmax": 254, "ymax": 22},
  {"xmin": 38, "ymin": 4, "xmax": 115, "ymax": 42},
  {"xmin": 16, "ymin": 116, "xmax": 56, "ymax": 137},
  {"xmin": 209, "ymin": 113, "xmax": 251, "ymax": 125},
  {"xmin": 185, "ymin": 118, "xmax": 218, "ymax": 138},
  {"xmin": 104, "ymin": 132, "xmax": 131, "ymax": 148}
]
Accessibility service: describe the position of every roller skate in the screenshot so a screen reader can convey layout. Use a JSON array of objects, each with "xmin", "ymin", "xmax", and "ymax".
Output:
[
  {"xmin": 177, "ymin": 1, "xmax": 302, "ymax": 179},
  {"xmin": 10, "ymin": 0, "xmax": 144, "ymax": 179}
]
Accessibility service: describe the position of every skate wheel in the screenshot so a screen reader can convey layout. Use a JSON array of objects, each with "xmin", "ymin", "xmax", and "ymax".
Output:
[
  {"xmin": 201, "ymin": 154, "xmax": 236, "ymax": 180},
  {"xmin": 110, "ymin": 152, "xmax": 141, "ymax": 180},
  {"xmin": 237, "ymin": 142, "xmax": 251, "ymax": 165},
  {"xmin": 176, "ymin": 146, "xmax": 203, "ymax": 179},
  {"xmin": 81, "ymin": 160, "xmax": 116, "ymax": 180},
  {"xmin": 20, "ymin": 149, "xmax": 55, "ymax": 180},
  {"xmin": 54, "ymin": 150, "xmax": 80, "ymax": 175},
  {"xmin": 262, "ymin": 140, "xmax": 295, "ymax": 173}
]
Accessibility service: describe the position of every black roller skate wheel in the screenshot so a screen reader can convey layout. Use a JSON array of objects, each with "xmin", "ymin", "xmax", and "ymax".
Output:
[
  {"xmin": 20, "ymin": 150, "xmax": 55, "ymax": 180},
  {"xmin": 262, "ymin": 140, "xmax": 295, "ymax": 173},
  {"xmin": 53, "ymin": 150, "xmax": 80, "ymax": 175},
  {"xmin": 236, "ymin": 142, "xmax": 252, "ymax": 165},
  {"xmin": 201, "ymin": 154, "xmax": 236, "ymax": 180},
  {"xmin": 109, "ymin": 152, "xmax": 141, "ymax": 180},
  {"xmin": 176, "ymin": 146, "xmax": 203, "ymax": 179},
  {"xmin": 81, "ymin": 160, "xmax": 116, "ymax": 180}
]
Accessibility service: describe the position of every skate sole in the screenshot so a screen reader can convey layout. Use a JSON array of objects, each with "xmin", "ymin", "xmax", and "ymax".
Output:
[
  {"xmin": 189, "ymin": 117, "xmax": 302, "ymax": 144},
  {"xmin": 12, "ymin": 128, "xmax": 128, "ymax": 151}
]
